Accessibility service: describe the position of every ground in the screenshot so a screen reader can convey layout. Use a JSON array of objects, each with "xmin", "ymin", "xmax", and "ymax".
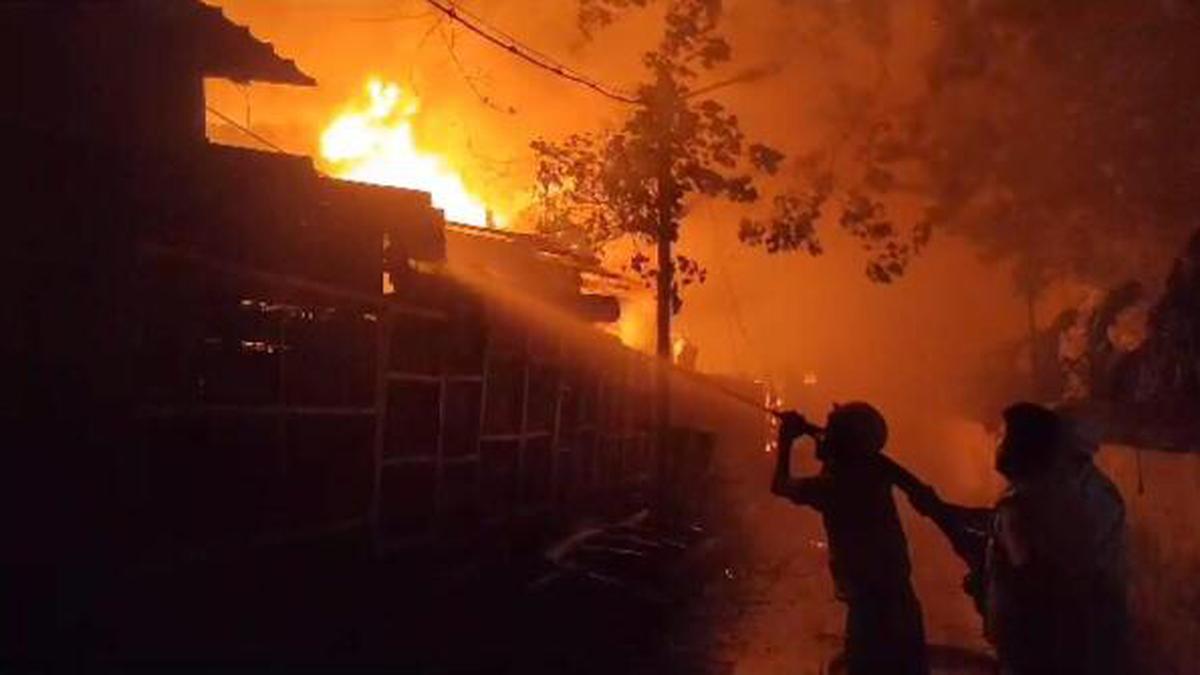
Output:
[{"xmin": 18, "ymin": 503, "xmax": 996, "ymax": 673}]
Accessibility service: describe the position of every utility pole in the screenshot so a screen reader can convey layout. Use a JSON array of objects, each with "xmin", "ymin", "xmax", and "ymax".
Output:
[
  {"xmin": 651, "ymin": 72, "xmax": 678, "ymax": 520},
  {"xmin": 654, "ymin": 165, "xmax": 675, "ymax": 519}
]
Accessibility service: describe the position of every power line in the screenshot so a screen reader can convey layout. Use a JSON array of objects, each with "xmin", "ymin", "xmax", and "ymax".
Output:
[
  {"xmin": 425, "ymin": 0, "xmax": 637, "ymax": 103},
  {"xmin": 205, "ymin": 105, "xmax": 289, "ymax": 154},
  {"xmin": 419, "ymin": 0, "xmax": 640, "ymax": 105},
  {"xmin": 438, "ymin": 0, "xmax": 577, "ymax": 75},
  {"xmin": 438, "ymin": 21, "xmax": 516, "ymax": 114}
]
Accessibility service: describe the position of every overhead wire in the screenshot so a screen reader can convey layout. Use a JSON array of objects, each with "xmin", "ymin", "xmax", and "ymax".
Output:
[
  {"xmin": 438, "ymin": 20, "xmax": 516, "ymax": 114},
  {"xmin": 419, "ymin": 0, "xmax": 640, "ymax": 105},
  {"xmin": 204, "ymin": 105, "xmax": 289, "ymax": 154},
  {"xmin": 440, "ymin": 0, "xmax": 592, "ymax": 78},
  {"xmin": 426, "ymin": 0, "xmax": 595, "ymax": 78}
]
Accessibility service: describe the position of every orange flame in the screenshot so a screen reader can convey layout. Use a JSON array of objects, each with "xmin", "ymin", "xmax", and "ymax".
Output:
[
  {"xmin": 320, "ymin": 78, "xmax": 499, "ymax": 228},
  {"xmin": 606, "ymin": 293, "xmax": 655, "ymax": 352}
]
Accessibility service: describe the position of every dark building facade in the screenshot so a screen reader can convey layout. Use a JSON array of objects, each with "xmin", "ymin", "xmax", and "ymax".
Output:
[{"xmin": 1, "ymin": 0, "xmax": 735, "ymax": 589}]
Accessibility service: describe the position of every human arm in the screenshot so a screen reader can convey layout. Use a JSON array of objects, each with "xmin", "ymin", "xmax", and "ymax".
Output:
[
  {"xmin": 770, "ymin": 411, "xmax": 826, "ymax": 508},
  {"xmin": 877, "ymin": 454, "xmax": 994, "ymax": 615},
  {"xmin": 879, "ymin": 454, "xmax": 992, "ymax": 570}
]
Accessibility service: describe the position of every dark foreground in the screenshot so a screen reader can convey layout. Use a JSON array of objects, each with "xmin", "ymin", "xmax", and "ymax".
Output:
[
  {"xmin": 10, "ymin": 514, "xmax": 1005, "ymax": 674},
  {"xmin": 9, "ymin": 521, "xmax": 741, "ymax": 673}
]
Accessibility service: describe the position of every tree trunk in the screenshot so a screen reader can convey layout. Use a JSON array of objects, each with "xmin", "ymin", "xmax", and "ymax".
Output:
[
  {"xmin": 655, "ymin": 216, "xmax": 673, "ymax": 362},
  {"xmin": 654, "ymin": 167, "xmax": 674, "ymax": 519}
]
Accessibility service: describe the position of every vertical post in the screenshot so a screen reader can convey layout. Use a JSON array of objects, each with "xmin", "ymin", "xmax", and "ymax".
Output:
[
  {"xmin": 368, "ymin": 310, "xmax": 391, "ymax": 555},
  {"xmin": 647, "ymin": 69, "xmax": 683, "ymax": 522},
  {"xmin": 517, "ymin": 330, "xmax": 531, "ymax": 510},
  {"xmin": 276, "ymin": 307, "xmax": 289, "ymax": 478},
  {"xmin": 549, "ymin": 333, "xmax": 565, "ymax": 517},
  {"xmin": 475, "ymin": 323, "xmax": 490, "ymax": 533},
  {"xmin": 432, "ymin": 337, "xmax": 448, "ymax": 534},
  {"xmin": 656, "ymin": 226, "xmax": 673, "ymax": 360},
  {"xmin": 654, "ymin": 155, "xmax": 675, "ymax": 520}
]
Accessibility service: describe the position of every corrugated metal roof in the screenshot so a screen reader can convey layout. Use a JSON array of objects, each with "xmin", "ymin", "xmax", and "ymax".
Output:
[
  {"xmin": 7, "ymin": 0, "xmax": 316, "ymax": 87},
  {"xmin": 188, "ymin": 1, "xmax": 316, "ymax": 86}
]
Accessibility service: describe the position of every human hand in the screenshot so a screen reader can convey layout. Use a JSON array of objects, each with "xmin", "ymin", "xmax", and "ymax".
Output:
[
  {"xmin": 776, "ymin": 411, "xmax": 813, "ymax": 442},
  {"xmin": 905, "ymin": 482, "xmax": 943, "ymax": 515}
]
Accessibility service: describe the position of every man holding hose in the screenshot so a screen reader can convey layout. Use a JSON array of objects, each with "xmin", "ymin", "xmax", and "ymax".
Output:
[{"xmin": 772, "ymin": 402, "xmax": 929, "ymax": 675}]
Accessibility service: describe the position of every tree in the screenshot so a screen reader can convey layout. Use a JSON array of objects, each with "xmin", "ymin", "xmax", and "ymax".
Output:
[
  {"xmin": 851, "ymin": 0, "xmax": 1200, "ymax": 297},
  {"xmin": 534, "ymin": 0, "xmax": 788, "ymax": 350},
  {"xmin": 531, "ymin": 0, "xmax": 919, "ymax": 513},
  {"xmin": 532, "ymin": 0, "xmax": 922, "ymax": 347},
  {"xmin": 532, "ymin": 0, "xmax": 788, "ymax": 513},
  {"xmin": 808, "ymin": 0, "xmax": 1200, "ymax": 393}
]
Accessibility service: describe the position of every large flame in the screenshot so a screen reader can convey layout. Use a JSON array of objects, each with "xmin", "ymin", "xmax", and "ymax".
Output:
[{"xmin": 320, "ymin": 78, "xmax": 498, "ymax": 228}]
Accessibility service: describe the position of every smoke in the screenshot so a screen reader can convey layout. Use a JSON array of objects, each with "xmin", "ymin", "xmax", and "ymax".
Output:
[{"xmin": 202, "ymin": 0, "xmax": 1188, "ymax": 663}]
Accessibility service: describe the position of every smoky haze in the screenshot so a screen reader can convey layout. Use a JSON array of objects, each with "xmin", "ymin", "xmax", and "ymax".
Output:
[
  {"xmin": 202, "ymin": 0, "xmax": 1191, "ymax": 665},
  {"xmin": 206, "ymin": 0, "xmax": 1030, "ymax": 396},
  {"xmin": 207, "ymin": 0, "xmax": 1038, "ymax": 464},
  {"xmin": 199, "ymin": 0, "xmax": 1030, "ymax": 601}
]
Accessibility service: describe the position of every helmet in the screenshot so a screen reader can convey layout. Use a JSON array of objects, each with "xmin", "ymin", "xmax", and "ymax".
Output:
[
  {"xmin": 827, "ymin": 401, "xmax": 889, "ymax": 454},
  {"xmin": 997, "ymin": 402, "xmax": 1062, "ymax": 479}
]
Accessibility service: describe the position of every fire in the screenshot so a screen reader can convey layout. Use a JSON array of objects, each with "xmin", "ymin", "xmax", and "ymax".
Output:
[
  {"xmin": 320, "ymin": 78, "xmax": 498, "ymax": 228},
  {"xmin": 608, "ymin": 293, "xmax": 655, "ymax": 352}
]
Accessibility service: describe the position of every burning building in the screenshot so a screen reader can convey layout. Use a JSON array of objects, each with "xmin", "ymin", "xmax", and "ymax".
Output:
[{"xmin": 2, "ymin": 0, "xmax": 742, "ymax": 602}]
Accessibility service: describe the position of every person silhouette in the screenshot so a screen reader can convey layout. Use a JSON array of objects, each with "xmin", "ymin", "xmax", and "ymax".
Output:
[
  {"xmin": 771, "ymin": 402, "xmax": 929, "ymax": 675},
  {"xmin": 902, "ymin": 403, "xmax": 1130, "ymax": 675}
]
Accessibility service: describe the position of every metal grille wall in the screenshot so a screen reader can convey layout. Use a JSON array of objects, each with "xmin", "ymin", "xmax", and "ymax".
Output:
[
  {"xmin": 374, "ymin": 298, "xmax": 656, "ymax": 564},
  {"xmin": 130, "ymin": 244, "xmax": 658, "ymax": 567}
]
